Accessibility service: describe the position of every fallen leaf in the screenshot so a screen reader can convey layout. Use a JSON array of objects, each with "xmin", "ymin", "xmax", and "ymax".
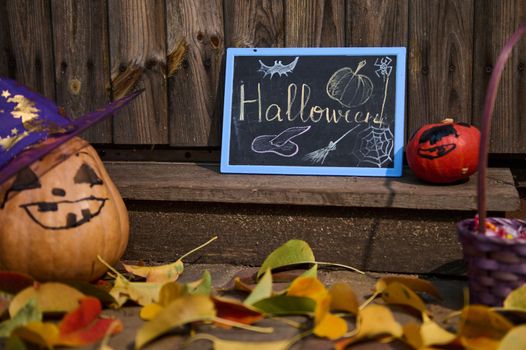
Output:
[
  {"xmin": 12, "ymin": 297, "xmax": 123, "ymax": 348},
  {"xmin": 190, "ymin": 333, "xmax": 293, "ymax": 350},
  {"xmin": 257, "ymin": 240, "xmax": 315, "ymax": 279},
  {"xmin": 0, "ymin": 298, "xmax": 41, "ymax": 338},
  {"xmin": 313, "ymin": 296, "xmax": 348, "ymax": 340},
  {"xmin": 287, "ymin": 277, "xmax": 327, "ymax": 304},
  {"xmin": 123, "ymin": 260, "xmax": 184, "ymax": 283},
  {"xmin": 498, "ymin": 324, "xmax": 526, "ymax": 350},
  {"xmin": 158, "ymin": 282, "xmax": 187, "ymax": 306},
  {"xmin": 403, "ymin": 317, "xmax": 456, "ymax": 349},
  {"xmin": 0, "ymin": 272, "xmax": 34, "ymax": 295},
  {"xmin": 355, "ymin": 304, "xmax": 403, "ymax": 340},
  {"xmin": 234, "ymin": 276, "xmax": 255, "ymax": 294},
  {"xmin": 458, "ymin": 305, "xmax": 514, "ymax": 350},
  {"xmin": 375, "ymin": 277, "xmax": 441, "ymax": 300},
  {"xmin": 4, "ymin": 335, "xmax": 27, "ymax": 350},
  {"xmin": 59, "ymin": 298, "xmax": 122, "ymax": 346},
  {"xmin": 0, "ymin": 293, "xmax": 9, "ymax": 317},
  {"xmin": 252, "ymin": 295, "xmax": 316, "ymax": 316},
  {"xmin": 299, "ymin": 264, "xmax": 318, "ymax": 279},
  {"xmin": 329, "ymin": 282, "xmax": 359, "ymax": 315},
  {"xmin": 63, "ymin": 280, "xmax": 117, "ymax": 307},
  {"xmin": 503, "ymin": 284, "xmax": 526, "ymax": 310},
  {"xmin": 124, "ymin": 236, "xmax": 217, "ymax": 283},
  {"xmin": 212, "ymin": 296, "xmax": 264, "ymax": 327},
  {"xmin": 109, "ymin": 274, "xmax": 163, "ymax": 307},
  {"xmin": 244, "ymin": 269, "xmax": 273, "ymax": 306},
  {"xmin": 135, "ymin": 295, "xmax": 216, "ymax": 349},
  {"xmin": 381, "ymin": 281, "xmax": 427, "ymax": 315},
  {"xmin": 186, "ymin": 270, "xmax": 212, "ymax": 296},
  {"xmin": 140, "ymin": 303, "xmax": 164, "ymax": 321},
  {"xmin": 9, "ymin": 283, "xmax": 84, "ymax": 316}
]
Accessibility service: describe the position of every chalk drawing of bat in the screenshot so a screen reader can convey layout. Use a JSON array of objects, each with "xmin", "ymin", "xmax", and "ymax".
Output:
[{"xmin": 258, "ymin": 57, "xmax": 299, "ymax": 79}]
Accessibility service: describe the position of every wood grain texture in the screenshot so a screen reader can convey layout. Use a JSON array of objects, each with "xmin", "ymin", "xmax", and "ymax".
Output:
[
  {"xmin": 51, "ymin": 0, "xmax": 112, "ymax": 143},
  {"xmin": 108, "ymin": 0, "xmax": 168, "ymax": 144},
  {"xmin": 166, "ymin": 0, "xmax": 224, "ymax": 147},
  {"xmin": 105, "ymin": 162, "xmax": 519, "ymax": 211},
  {"xmin": 1, "ymin": 0, "xmax": 55, "ymax": 99},
  {"xmin": 224, "ymin": 0, "xmax": 285, "ymax": 48},
  {"xmin": 408, "ymin": 0, "xmax": 473, "ymax": 139},
  {"xmin": 285, "ymin": 0, "xmax": 345, "ymax": 47},
  {"xmin": 472, "ymin": 0, "xmax": 526, "ymax": 153},
  {"xmin": 347, "ymin": 0, "xmax": 408, "ymax": 47}
]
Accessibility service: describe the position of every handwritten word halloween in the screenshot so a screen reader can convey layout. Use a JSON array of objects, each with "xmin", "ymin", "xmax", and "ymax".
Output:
[{"xmin": 238, "ymin": 83, "xmax": 385, "ymax": 126}]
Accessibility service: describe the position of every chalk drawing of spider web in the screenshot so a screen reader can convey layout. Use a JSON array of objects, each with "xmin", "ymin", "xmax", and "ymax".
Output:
[{"xmin": 352, "ymin": 126, "xmax": 394, "ymax": 167}]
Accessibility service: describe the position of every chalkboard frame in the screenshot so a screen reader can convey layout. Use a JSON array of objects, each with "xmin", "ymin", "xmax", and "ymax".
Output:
[{"xmin": 220, "ymin": 47, "xmax": 406, "ymax": 176}]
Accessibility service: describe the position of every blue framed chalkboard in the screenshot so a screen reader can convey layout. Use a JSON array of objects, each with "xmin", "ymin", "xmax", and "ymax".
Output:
[{"xmin": 220, "ymin": 47, "xmax": 406, "ymax": 176}]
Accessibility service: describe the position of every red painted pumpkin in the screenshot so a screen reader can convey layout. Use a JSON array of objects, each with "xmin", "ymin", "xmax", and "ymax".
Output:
[
  {"xmin": 0, "ymin": 137, "xmax": 129, "ymax": 281},
  {"xmin": 406, "ymin": 119, "xmax": 480, "ymax": 184}
]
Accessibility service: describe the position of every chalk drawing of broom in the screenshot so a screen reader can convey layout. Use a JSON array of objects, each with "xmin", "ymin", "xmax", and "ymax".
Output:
[{"xmin": 303, "ymin": 124, "xmax": 360, "ymax": 165}]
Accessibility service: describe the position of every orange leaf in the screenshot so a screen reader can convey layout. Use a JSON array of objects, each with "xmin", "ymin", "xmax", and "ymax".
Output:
[
  {"xmin": 287, "ymin": 277, "xmax": 328, "ymax": 304},
  {"xmin": 212, "ymin": 296, "xmax": 264, "ymax": 327},
  {"xmin": 329, "ymin": 282, "xmax": 359, "ymax": 315},
  {"xmin": 376, "ymin": 277, "xmax": 441, "ymax": 300},
  {"xmin": 58, "ymin": 297, "xmax": 123, "ymax": 347},
  {"xmin": 458, "ymin": 305, "xmax": 513, "ymax": 349}
]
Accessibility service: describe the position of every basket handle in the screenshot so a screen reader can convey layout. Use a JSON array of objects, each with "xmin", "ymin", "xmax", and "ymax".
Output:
[{"xmin": 478, "ymin": 23, "xmax": 526, "ymax": 233}]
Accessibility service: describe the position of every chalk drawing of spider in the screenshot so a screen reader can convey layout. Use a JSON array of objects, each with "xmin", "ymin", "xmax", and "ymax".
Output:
[{"xmin": 374, "ymin": 57, "xmax": 393, "ymax": 81}]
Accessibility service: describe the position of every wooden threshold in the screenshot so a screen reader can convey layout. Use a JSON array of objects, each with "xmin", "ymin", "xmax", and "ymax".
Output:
[{"xmin": 105, "ymin": 162, "xmax": 519, "ymax": 212}]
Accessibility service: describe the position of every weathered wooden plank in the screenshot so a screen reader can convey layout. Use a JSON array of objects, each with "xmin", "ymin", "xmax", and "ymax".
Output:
[
  {"xmin": 472, "ymin": 0, "xmax": 526, "ymax": 153},
  {"xmin": 124, "ymin": 201, "xmax": 468, "ymax": 274},
  {"xmin": 105, "ymin": 162, "xmax": 519, "ymax": 211},
  {"xmin": 224, "ymin": 0, "xmax": 285, "ymax": 48},
  {"xmin": 1, "ymin": 0, "xmax": 55, "ymax": 99},
  {"xmin": 285, "ymin": 0, "xmax": 345, "ymax": 47},
  {"xmin": 108, "ymin": 0, "xmax": 168, "ymax": 144},
  {"xmin": 346, "ymin": 0, "xmax": 408, "ymax": 47},
  {"xmin": 166, "ymin": 0, "xmax": 224, "ymax": 147},
  {"xmin": 0, "ymin": 2, "xmax": 13, "ymax": 77},
  {"xmin": 408, "ymin": 0, "xmax": 473, "ymax": 139},
  {"xmin": 51, "ymin": 0, "xmax": 112, "ymax": 143}
]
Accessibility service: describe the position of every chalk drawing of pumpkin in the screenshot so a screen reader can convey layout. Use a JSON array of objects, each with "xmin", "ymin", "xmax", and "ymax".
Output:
[{"xmin": 326, "ymin": 60, "xmax": 374, "ymax": 108}]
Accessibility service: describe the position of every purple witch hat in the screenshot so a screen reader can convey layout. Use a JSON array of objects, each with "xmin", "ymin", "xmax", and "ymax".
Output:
[{"xmin": 0, "ymin": 78, "xmax": 141, "ymax": 185}]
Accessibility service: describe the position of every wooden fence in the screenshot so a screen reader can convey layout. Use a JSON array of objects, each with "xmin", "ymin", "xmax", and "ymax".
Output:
[{"xmin": 1, "ymin": 0, "xmax": 525, "ymax": 155}]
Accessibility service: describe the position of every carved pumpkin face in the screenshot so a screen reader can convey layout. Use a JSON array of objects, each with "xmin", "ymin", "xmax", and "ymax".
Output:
[
  {"xmin": 0, "ymin": 137, "xmax": 128, "ymax": 281},
  {"xmin": 406, "ymin": 120, "xmax": 480, "ymax": 184}
]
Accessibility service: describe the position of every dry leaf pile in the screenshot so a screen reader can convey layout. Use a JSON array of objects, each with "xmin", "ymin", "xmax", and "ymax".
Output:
[{"xmin": 1, "ymin": 237, "xmax": 526, "ymax": 349}]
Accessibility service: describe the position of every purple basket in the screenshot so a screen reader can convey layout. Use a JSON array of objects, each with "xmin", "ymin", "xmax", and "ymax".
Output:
[{"xmin": 457, "ymin": 218, "xmax": 526, "ymax": 306}]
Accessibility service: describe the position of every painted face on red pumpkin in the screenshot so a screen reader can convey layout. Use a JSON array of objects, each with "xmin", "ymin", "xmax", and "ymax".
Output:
[
  {"xmin": 0, "ymin": 151, "xmax": 108, "ymax": 230},
  {"xmin": 416, "ymin": 124, "xmax": 459, "ymax": 159}
]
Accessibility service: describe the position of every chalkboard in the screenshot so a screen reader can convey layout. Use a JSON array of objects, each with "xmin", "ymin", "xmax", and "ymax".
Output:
[{"xmin": 220, "ymin": 47, "xmax": 406, "ymax": 176}]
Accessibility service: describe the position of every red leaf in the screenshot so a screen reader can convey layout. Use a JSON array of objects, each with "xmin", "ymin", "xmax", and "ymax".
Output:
[
  {"xmin": 212, "ymin": 296, "xmax": 264, "ymax": 326},
  {"xmin": 58, "ymin": 297, "xmax": 122, "ymax": 346}
]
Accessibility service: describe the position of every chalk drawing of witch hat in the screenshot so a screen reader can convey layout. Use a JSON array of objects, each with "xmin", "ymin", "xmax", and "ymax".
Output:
[{"xmin": 0, "ymin": 77, "xmax": 142, "ymax": 185}]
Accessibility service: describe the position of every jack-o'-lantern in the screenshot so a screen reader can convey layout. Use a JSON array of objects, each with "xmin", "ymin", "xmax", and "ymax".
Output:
[
  {"xmin": 406, "ymin": 118, "xmax": 480, "ymax": 184},
  {"xmin": 0, "ymin": 137, "xmax": 128, "ymax": 281}
]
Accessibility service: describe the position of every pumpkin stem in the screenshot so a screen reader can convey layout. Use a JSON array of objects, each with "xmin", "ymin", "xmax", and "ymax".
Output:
[
  {"xmin": 477, "ymin": 23, "xmax": 526, "ymax": 233},
  {"xmin": 353, "ymin": 60, "xmax": 367, "ymax": 76},
  {"xmin": 441, "ymin": 118, "xmax": 454, "ymax": 124}
]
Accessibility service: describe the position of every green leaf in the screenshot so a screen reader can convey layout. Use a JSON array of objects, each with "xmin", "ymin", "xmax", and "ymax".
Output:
[
  {"xmin": 257, "ymin": 240, "xmax": 315, "ymax": 279},
  {"xmin": 299, "ymin": 264, "xmax": 318, "ymax": 279},
  {"xmin": 135, "ymin": 295, "xmax": 216, "ymax": 349},
  {"xmin": 244, "ymin": 269, "xmax": 272, "ymax": 306},
  {"xmin": 0, "ymin": 299, "xmax": 41, "ymax": 338},
  {"xmin": 252, "ymin": 295, "xmax": 316, "ymax": 316},
  {"xmin": 186, "ymin": 271, "xmax": 212, "ymax": 296}
]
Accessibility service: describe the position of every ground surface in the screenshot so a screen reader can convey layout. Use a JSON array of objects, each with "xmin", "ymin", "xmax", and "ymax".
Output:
[{"xmin": 99, "ymin": 264, "xmax": 467, "ymax": 350}]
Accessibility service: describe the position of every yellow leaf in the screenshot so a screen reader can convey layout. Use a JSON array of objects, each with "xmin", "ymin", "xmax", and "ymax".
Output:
[
  {"xmin": 498, "ymin": 325, "xmax": 526, "ymax": 350},
  {"xmin": 135, "ymin": 295, "xmax": 216, "ymax": 349},
  {"xmin": 356, "ymin": 304, "xmax": 403, "ymax": 340},
  {"xmin": 9, "ymin": 283, "xmax": 84, "ymax": 316},
  {"xmin": 109, "ymin": 275, "xmax": 163, "ymax": 307},
  {"xmin": 12, "ymin": 321, "xmax": 60, "ymax": 348},
  {"xmin": 382, "ymin": 281, "xmax": 427, "ymax": 314},
  {"xmin": 123, "ymin": 260, "xmax": 184, "ymax": 283},
  {"xmin": 140, "ymin": 303, "xmax": 163, "ymax": 321},
  {"xmin": 503, "ymin": 284, "xmax": 526, "ymax": 310},
  {"xmin": 287, "ymin": 277, "xmax": 328, "ymax": 304},
  {"xmin": 458, "ymin": 305, "xmax": 513, "ymax": 350},
  {"xmin": 375, "ymin": 277, "xmax": 441, "ymax": 300},
  {"xmin": 329, "ymin": 282, "xmax": 359, "ymax": 315},
  {"xmin": 403, "ymin": 322, "xmax": 424, "ymax": 349},
  {"xmin": 190, "ymin": 333, "xmax": 293, "ymax": 350},
  {"xmin": 158, "ymin": 282, "xmax": 186, "ymax": 306},
  {"xmin": 314, "ymin": 312, "xmax": 348, "ymax": 340},
  {"xmin": 403, "ymin": 318, "xmax": 456, "ymax": 349}
]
